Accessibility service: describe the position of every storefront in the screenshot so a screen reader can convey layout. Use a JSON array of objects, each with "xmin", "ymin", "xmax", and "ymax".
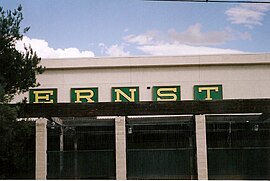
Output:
[{"xmin": 14, "ymin": 53, "xmax": 270, "ymax": 179}]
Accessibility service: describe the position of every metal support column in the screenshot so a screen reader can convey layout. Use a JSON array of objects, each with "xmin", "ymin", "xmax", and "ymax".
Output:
[{"xmin": 60, "ymin": 126, "xmax": 64, "ymax": 178}]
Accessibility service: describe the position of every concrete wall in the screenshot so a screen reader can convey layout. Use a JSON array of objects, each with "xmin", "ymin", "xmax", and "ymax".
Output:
[{"xmin": 12, "ymin": 54, "xmax": 270, "ymax": 103}]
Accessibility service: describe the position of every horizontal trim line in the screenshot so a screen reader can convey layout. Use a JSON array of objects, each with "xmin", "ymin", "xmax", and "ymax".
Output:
[{"xmin": 43, "ymin": 62, "xmax": 270, "ymax": 70}]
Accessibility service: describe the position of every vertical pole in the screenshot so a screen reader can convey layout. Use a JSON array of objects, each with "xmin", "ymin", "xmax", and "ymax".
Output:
[
  {"xmin": 59, "ymin": 126, "xmax": 64, "ymax": 178},
  {"xmin": 36, "ymin": 118, "xmax": 47, "ymax": 180},
  {"xmin": 189, "ymin": 134, "xmax": 195, "ymax": 179},
  {"xmin": 74, "ymin": 136, "xmax": 78, "ymax": 179},
  {"xmin": 115, "ymin": 116, "xmax": 127, "ymax": 180},
  {"xmin": 195, "ymin": 115, "xmax": 208, "ymax": 180}
]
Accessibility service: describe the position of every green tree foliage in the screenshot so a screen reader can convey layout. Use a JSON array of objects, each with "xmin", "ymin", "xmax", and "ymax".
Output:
[
  {"xmin": 0, "ymin": 5, "xmax": 45, "ymax": 102},
  {"xmin": 0, "ymin": 5, "xmax": 45, "ymax": 178},
  {"xmin": 0, "ymin": 106, "xmax": 35, "ymax": 179}
]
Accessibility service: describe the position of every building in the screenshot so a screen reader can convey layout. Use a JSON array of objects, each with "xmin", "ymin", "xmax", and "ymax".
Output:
[{"xmin": 14, "ymin": 53, "xmax": 270, "ymax": 179}]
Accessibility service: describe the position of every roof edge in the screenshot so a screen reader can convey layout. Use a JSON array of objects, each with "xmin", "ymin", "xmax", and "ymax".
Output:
[{"xmin": 40, "ymin": 53, "xmax": 270, "ymax": 70}]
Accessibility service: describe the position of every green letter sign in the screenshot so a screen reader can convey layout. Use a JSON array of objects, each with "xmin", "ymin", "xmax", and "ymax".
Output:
[
  {"xmin": 29, "ymin": 89, "xmax": 57, "ymax": 103},
  {"xmin": 29, "ymin": 85, "xmax": 224, "ymax": 103},
  {"xmin": 71, "ymin": 88, "xmax": 98, "ymax": 103},
  {"xmin": 153, "ymin": 86, "xmax": 181, "ymax": 101},
  {"xmin": 194, "ymin": 85, "xmax": 223, "ymax": 100},
  {"xmin": 112, "ymin": 87, "xmax": 139, "ymax": 102}
]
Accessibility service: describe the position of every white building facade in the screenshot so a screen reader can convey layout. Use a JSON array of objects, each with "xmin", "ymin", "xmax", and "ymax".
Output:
[
  {"xmin": 15, "ymin": 54, "xmax": 270, "ymax": 180},
  {"xmin": 13, "ymin": 53, "xmax": 270, "ymax": 103}
]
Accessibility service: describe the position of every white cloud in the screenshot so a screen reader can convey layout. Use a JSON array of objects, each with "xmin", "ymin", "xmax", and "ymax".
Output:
[
  {"xmin": 225, "ymin": 4, "xmax": 270, "ymax": 28},
  {"xmin": 137, "ymin": 43, "xmax": 243, "ymax": 56},
  {"xmin": 124, "ymin": 31, "xmax": 159, "ymax": 45},
  {"xmin": 168, "ymin": 24, "xmax": 247, "ymax": 45},
  {"xmin": 16, "ymin": 36, "xmax": 95, "ymax": 58},
  {"xmin": 124, "ymin": 24, "xmax": 250, "ymax": 47},
  {"xmin": 123, "ymin": 24, "xmax": 247, "ymax": 56},
  {"xmin": 103, "ymin": 44, "xmax": 130, "ymax": 57}
]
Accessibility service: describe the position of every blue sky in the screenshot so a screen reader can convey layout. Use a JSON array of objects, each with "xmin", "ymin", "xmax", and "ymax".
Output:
[{"xmin": 1, "ymin": 0, "xmax": 270, "ymax": 58}]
